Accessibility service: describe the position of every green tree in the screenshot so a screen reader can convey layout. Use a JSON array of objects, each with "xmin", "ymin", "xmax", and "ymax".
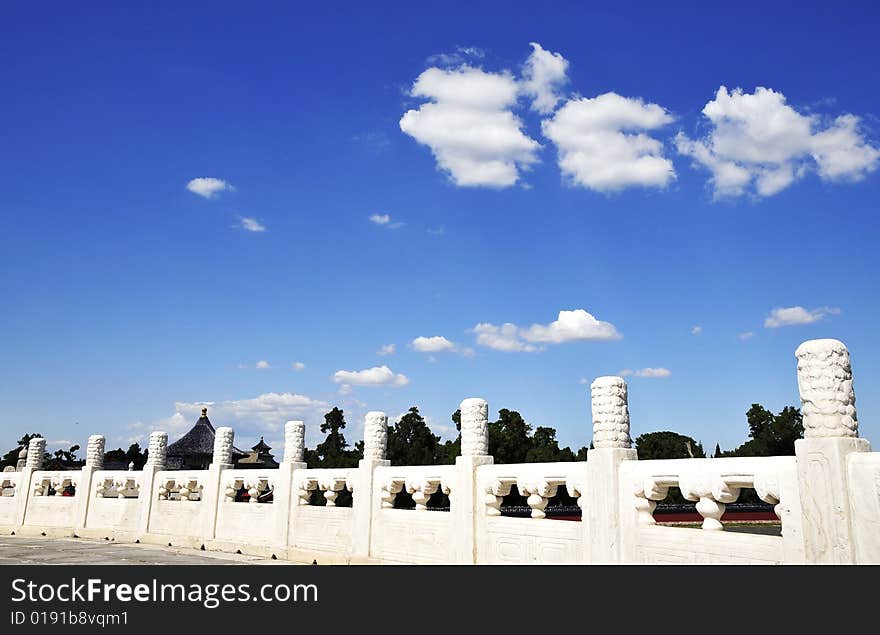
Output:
[
  {"xmin": 438, "ymin": 409, "xmax": 461, "ymax": 464},
  {"xmin": 722, "ymin": 404, "xmax": 803, "ymax": 457},
  {"xmin": 311, "ymin": 407, "xmax": 360, "ymax": 468},
  {"xmin": 525, "ymin": 427, "xmax": 564, "ymax": 463},
  {"xmin": 635, "ymin": 431, "xmax": 707, "ymax": 460},
  {"xmin": 489, "ymin": 409, "xmax": 532, "ymax": 464},
  {"xmin": 1, "ymin": 433, "xmax": 43, "ymax": 469},
  {"xmin": 387, "ymin": 407, "xmax": 443, "ymax": 465},
  {"xmin": 103, "ymin": 443, "xmax": 148, "ymax": 469},
  {"xmin": 46, "ymin": 444, "xmax": 82, "ymax": 469}
]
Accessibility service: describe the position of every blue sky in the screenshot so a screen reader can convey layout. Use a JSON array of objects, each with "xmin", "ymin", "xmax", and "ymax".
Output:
[{"xmin": 2, "ymin": 1, "xmax": 879, "ymax": 457}]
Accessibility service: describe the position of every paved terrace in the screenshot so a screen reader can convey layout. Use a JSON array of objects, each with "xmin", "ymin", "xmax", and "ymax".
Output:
[{"xmin": 0, "ymin": 536, "xmax": 294, "ymax": 565}]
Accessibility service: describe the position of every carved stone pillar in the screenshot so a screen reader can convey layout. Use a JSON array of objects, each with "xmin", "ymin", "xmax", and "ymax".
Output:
[
  {"xmin": 85, "ymin": 435, "xmax": 105, "ymax": 469},
  {"xmin": 459, "ymin": 398, "xmax": 489, "ymax": 457},
  {"xmin": 363, "ymin": 412, "xmax": 388, "ymax": 461},
  {"xmin": 283, "ymin": 421, "xmax": 305, "ymax": 464},
  {"xmin": 26, "ymin": 437, "xmax": 45, "ymax": 470},
  {"xmin": 794, "ymin": 339, "xmax": 870, "ymax": 563},
  {"xmin": 146, "ymin": 431, "xmax": 167, "ymax": 469}
]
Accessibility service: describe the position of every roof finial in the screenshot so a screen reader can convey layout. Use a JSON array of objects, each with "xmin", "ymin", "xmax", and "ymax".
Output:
[{"xmin": 201, "ymin": 407, "xmax": 208, "ymax": 416}]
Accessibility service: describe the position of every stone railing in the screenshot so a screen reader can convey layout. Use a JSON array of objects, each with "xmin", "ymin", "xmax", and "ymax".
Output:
[{"xmin": 1, "ymin": 338, "xmax": 877, "ymax": 564}]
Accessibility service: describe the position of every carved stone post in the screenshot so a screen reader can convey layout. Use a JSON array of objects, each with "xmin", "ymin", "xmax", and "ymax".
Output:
[
  {"xmin": 352, "ymin": 412, "xmax": 389, "ymax": 561},
  {"xmin": 202, "ymin": 423, "xmax": 234, "ymax": 543},
  {"xmin": 14, "ymin": 438, "xmax": 46, "ymax": 527},
  {"xmin": 794, "ymin": 339, "xmax": 870, "ymax": 563},
  {"xmin": 363, "ymin": 411, "xmax": 388, "ymax": 461},
  {"xmin": 211, "ymin": 427, "xmax": 235, "ymax": 469},
  {"xmin": 283, "ymin": 420, "xmax": 306, "ymax": 464},
  {"xmin": 137, "ymin": 431, "xmax": 168, "ymax": 538},
  {"xmin": 460, "ymin": 398, "xmax": 489, "ymax": 457},
  {"xmin": 454, "ymin": 398, "xmax": 493, "ymax": 563},
  {"xmin": 588, "ymin": 376, "xmax": 637, "ymax": 563},
  {"xmin": 26, "ymin": 437, "xmax": 45, "ymax": 470},
  {"xmin": 146, "ymin": 431, "xmax": 168, "ymax": 469},
  {"xmin": 277, "ymin": 421, "xmax": 308, "ymax": 557},
  {"xmin": 76, "ymin": 434, "xmax": 106, "ymax": 532},
  {"xmin": 85, "ymin": 435, "xmax": 105, "ymax": 469}
]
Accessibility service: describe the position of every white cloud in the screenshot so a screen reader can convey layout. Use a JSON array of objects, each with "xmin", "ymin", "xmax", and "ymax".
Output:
[
  {"xmin": 411, "ymin": 335, "xmax": 456, "ymax": 353},
  {"xmin": 333, "ymin": 365, "xmax": 409, "ymax": 387},
  {"xmin": 631, "ymin": 367, "xmax": 671, "ymax": 378},
  {"xmin": 676, "ymin": 86, "xmax": 879, "ymax": 198},
  {"xmin": 399, "ymin": 65, "xmax": 540, "ymax": 187},
  {"xmin": 472, "ymin": 309, "xmax": 620, "ymax": 352},
  {"xmin": 128, "ymin": 392, "xmax": 331, "ymax": 450},
  {"xmin": 186, "ymin": 177, "xmax": 233, "ymax": 199},
  {"xmin": 472, "ymin": 322, "xmax": 540, "ymax": 352},
  {"xmin": 369, "ymin": 213, "xmax": 403, "ymax": 229},
  {"xmin": 426, "ymin": 46, "xmax": 485, "ymax": 67},
  {"xmin": 292, "ymin": 361, "xmax": 305, "ymax": 371},
  {"xmin": 520, "ymin": 42, "xmax": 569, "ymax": 114},
  {"xmin": 542, "ymin": 92, "xmax": 676, "ymax": 192},
  {"xmin": 239, "ymin": 217, "xmax": 266, "ymax": 232},
  {"xmin": 738, "ymin": 331, "xmax": 755, "ymax": 341},
  {"xmin": 764, "ymin": 305, "xmax": 840, "ymax": 328},
  {"xmin": 691, "ymin": 325, "xmax": 703, "ymax": 335},
  {"xmin": 255, "ymin": 360, "xmax": 270, "ymax": 369},
  {"xmin": 377, "ymin": 344, "xmax": 396, "ymax": 356}
]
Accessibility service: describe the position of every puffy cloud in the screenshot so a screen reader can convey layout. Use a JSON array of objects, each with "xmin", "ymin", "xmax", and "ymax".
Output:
[
  {"xmin": 472, "ymin": 309, "xmax": 620, "ymax": 352},
  {"xmin": 127, "ymin": 392, "xmax": 331, "ymax": 450},
  {"xmin": 255, "ymin": 360, "xmax": 270, "ymax": 369},
  {"xmin": 472, "ymin": 322, "xmax": 540, "ymax": 352},
  {"xmin": 377, "ymin": 344, "xmax": 395, "ymax": 356},
  {"xmin": 542, "ymin": 93, "xmax": 676, "ymax": 192},
  {"xmin": 620, "ymin": 367, "xmax": 672, "ymax": 378},
  {"xmin": 738, "ymin": 331, "xmax": 755, "ymax": 341},
  {"xmin": 520, "ymin": 42, "xmax": 569, "ymax": 114},
  {"xmin": 333, "ymin": 365, "xmax": 410, "ymax": 387},
  {"xmin": 292, "ymin": 362, "xmax": 305, "ymax": 371},
  {"xmin": 411, "ymin": 335, "xmax": 456, "ymax": 353},
  {"xmin": 676, "ymin": 86, "xmax": 879, "ymax": 198},
  {"xmin": 239, "ymin": 217, "xmax": 266, "ymax": 232},
  {"xmin": 369, "ymin": 213, "xmax": 403, "ymax": 228},
  {"xmin": 186, "ymin": 177, "xmax": 233, "ymax": 199},
  {"xmin": 764, "ymin": 305, "xmax": 840, "ymax": 328},
  {"xmin": 426, "ymin": 46, "xmax": 485, "ymax": 67},
  {"xmin": 399, "ymin": 65, "xmax": 540, "ymax": 187},
  {"xmin": 691, "ymin": 326, "xmax": 703, "ymax": 335}
]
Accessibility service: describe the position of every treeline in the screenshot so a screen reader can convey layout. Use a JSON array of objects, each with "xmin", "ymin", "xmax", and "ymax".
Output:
[
  {"xmin": 634, "ymin": 403, "xmax": 804, "ymax": 460},
  {"xmin": 0, "ymin": 434, "xmax": 149, "ymax": 472},
  {"xmin": 302, "ymin": 405, "xmax": 591, "ymax": 469},
  {"xmin": 1, "ymin": 402, "xmax": 804, "ymax": 474}
]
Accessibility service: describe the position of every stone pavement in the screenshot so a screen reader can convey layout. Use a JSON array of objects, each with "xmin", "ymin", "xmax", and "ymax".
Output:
[{"xmin": 0, "ymin": 536, "xmax": 293, "ymax": 565}]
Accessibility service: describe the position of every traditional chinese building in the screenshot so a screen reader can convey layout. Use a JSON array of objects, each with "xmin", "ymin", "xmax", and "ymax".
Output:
[
  {"xmin": 165, "ymin": 407, "xmax": 247, "ymax": 470},
  {"xmin": 236, "ymin": 437, "xmax": 279, "ymax": 469}
]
